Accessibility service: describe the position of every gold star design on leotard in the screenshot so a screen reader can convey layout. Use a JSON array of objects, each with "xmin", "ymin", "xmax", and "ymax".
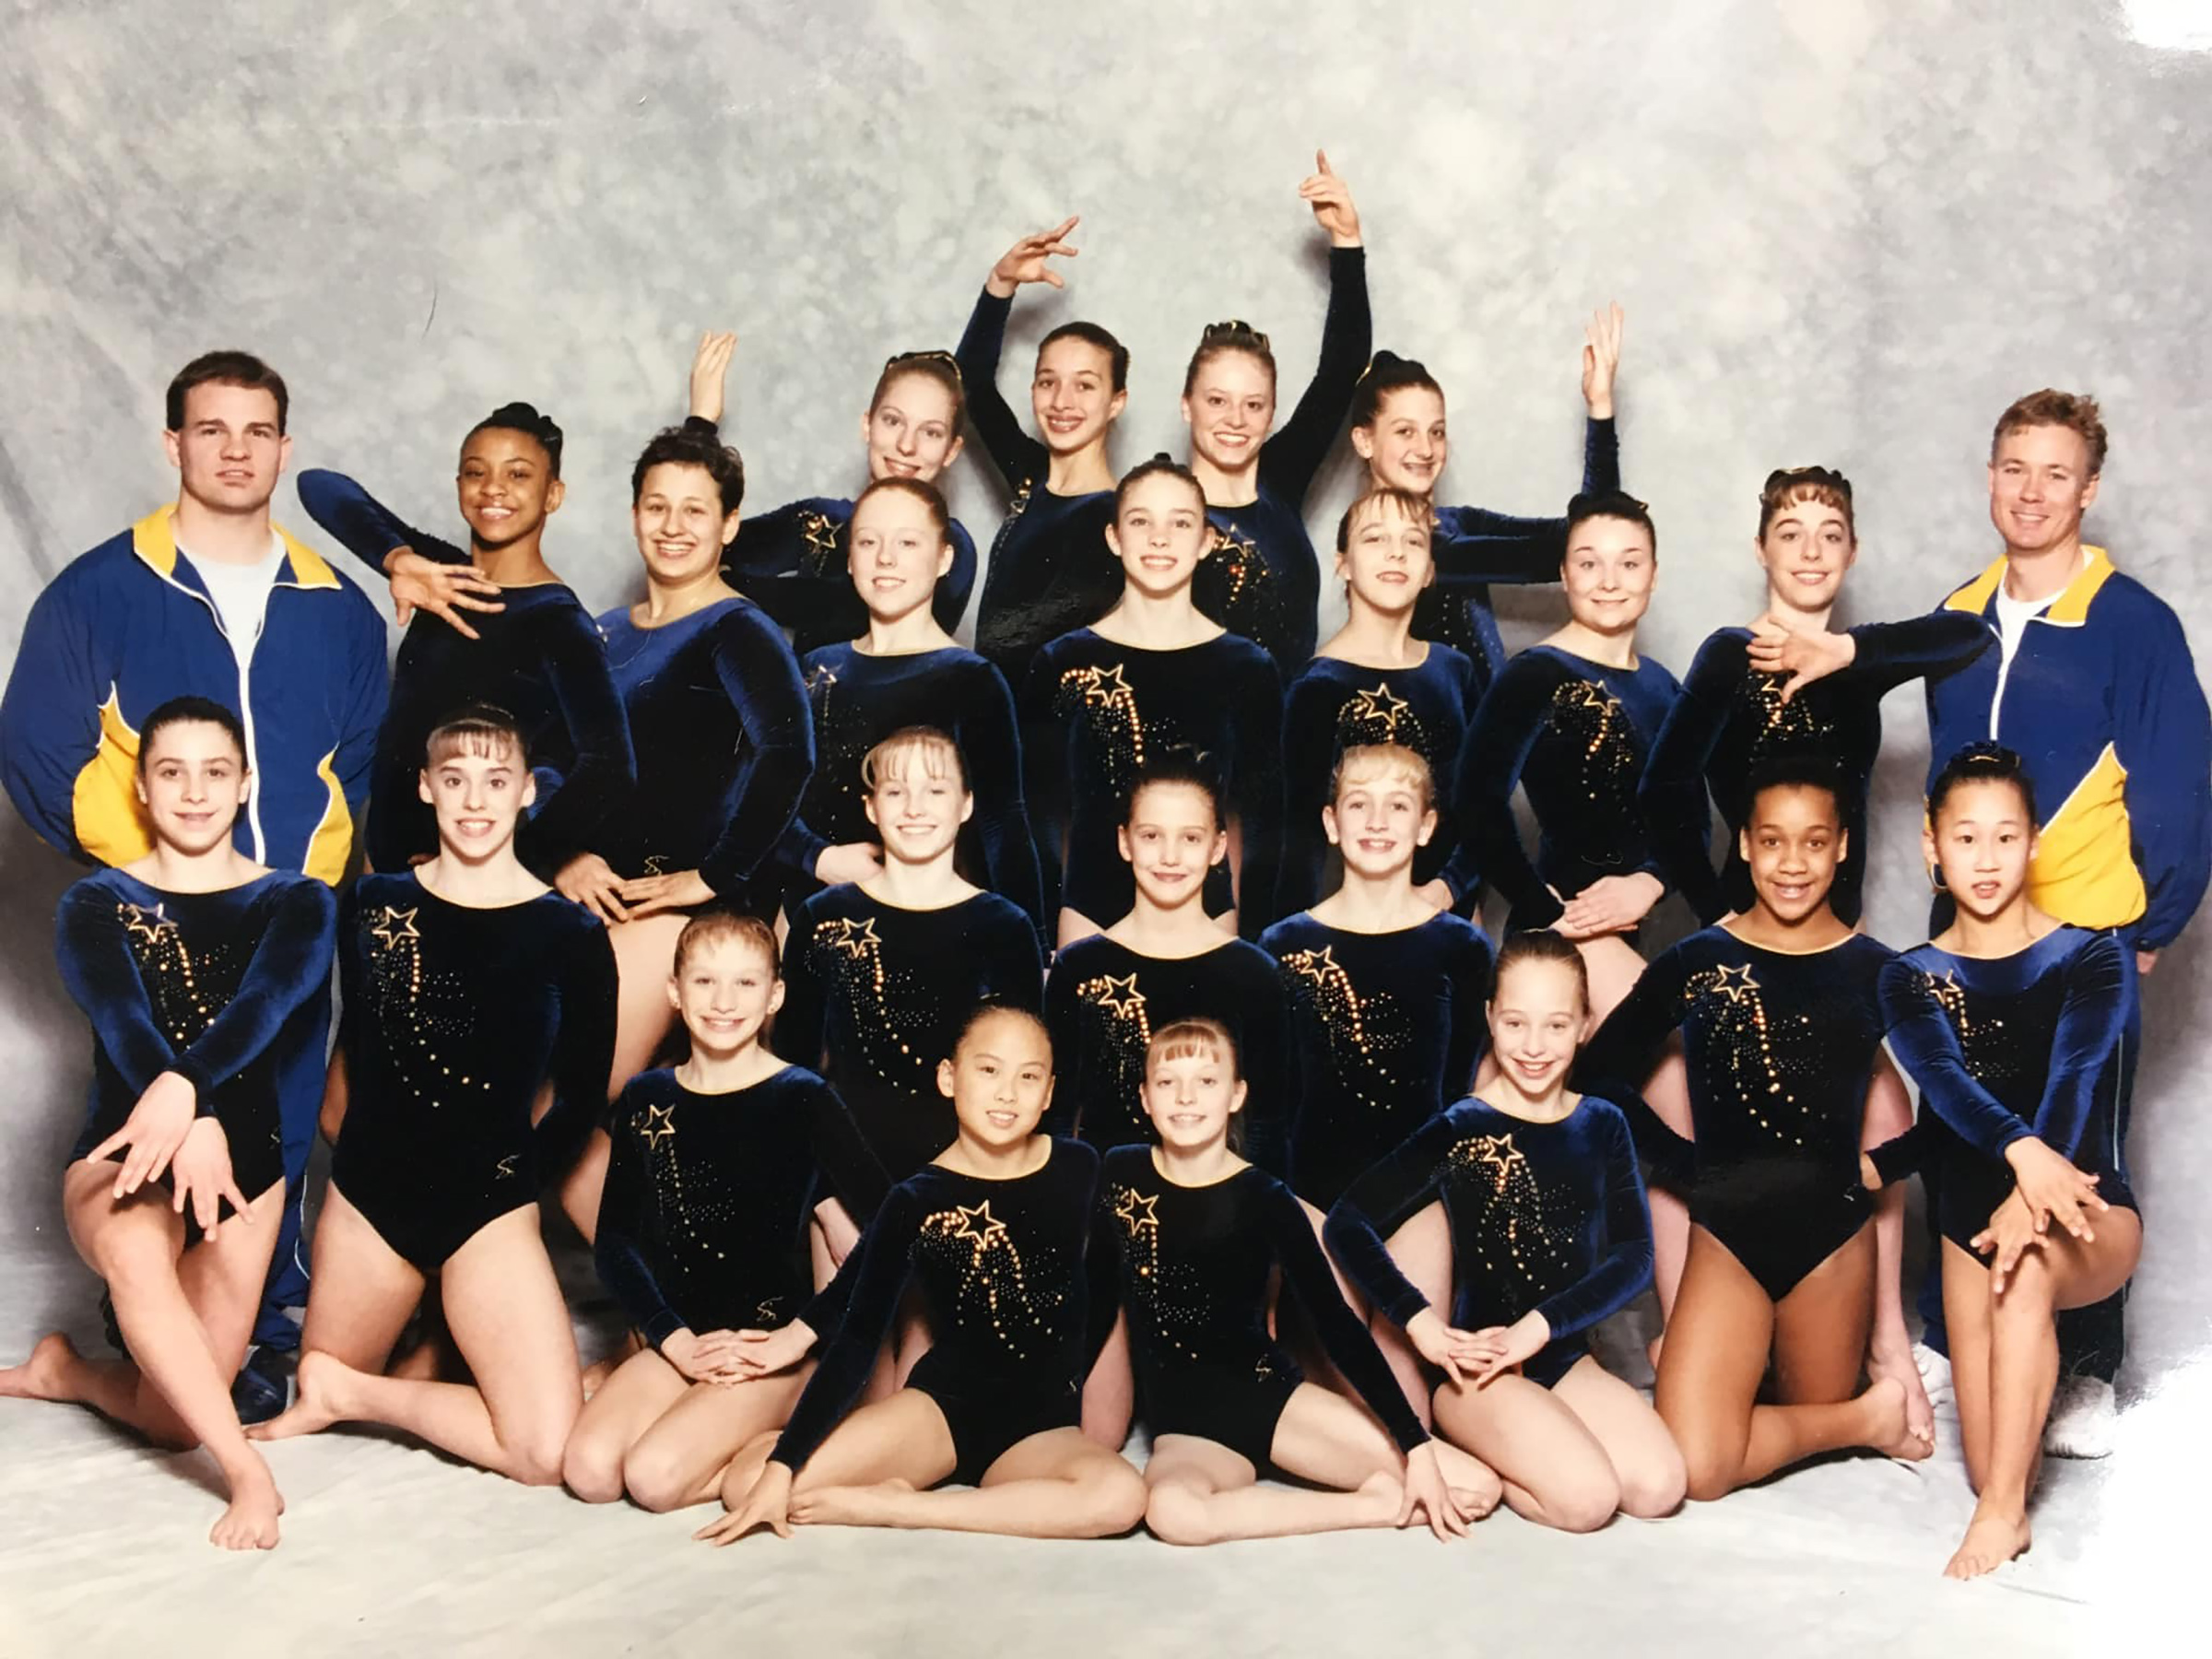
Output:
[
  {"xmin": 120, "ymin": 902, "xmax": 176, "ymax": 945},
  {"xmin": 1092, "ymin": 974, "xmax": 1147, "ymax": 1018},
  {"xmin": 950, "ymin": 1200, "xmax": 1010, "ymax": 1253},
  {"xmin": 1349, "ymin": 683, "xmax": 1410, "ymax": 735},
  {"xmin": 640, "ymin": 1103, "xmax": 677, "ymax": 1148},
  {"xmin": 1470, "ymin": 1134, "xmax": 1525, "ymax": 1184},
  {"xmin": 1288, "ymin": 945, "xmax": 1341, "ymax": 984},
  {"xmin": 1082, "ymin": 665, "xmax": 1134, "ymax": 705},
  {"xmin": 823, "ymin": 917, "xmax": 881, "ymax": 958},
  {"xmin": 1711, "ymin": 963, "xmax": 1759, "ymax": 1004},
  {"xmin": 807, "ymin": 663, "xmax": 839, "ymax": 694},
  {"xmin": 370, "ymin": 906, "xmax": 420, "ymax": 950},
  {"xmin": 1113, "ymin": 1188, "xmax": 1159, "ymax": 1236}
]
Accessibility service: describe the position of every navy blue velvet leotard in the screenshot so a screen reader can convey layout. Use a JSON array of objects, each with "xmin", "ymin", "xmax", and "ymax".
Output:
[
  {"xmin": 955, "ymin": 291, "xmax": 1122, "ymax": 689},
  {"xmin": 1325, "ymin": 1094, "xmax": 1652, "ymax": 1387},
  {"xmin": 773, "ymin": 1137, "xmax": 1102, "ymax": 1486},
  {"xmin": 1193, "ymin": 247, "xmax": 1370, "ymax": 672},
  {"xmin": 1574, "ymin": 928, "xmax": 1892, "ymax": 1302},
  {"xmin": 782, "ymin": 642, "xmax": 1043, "ymax": 933},
  {"xmin": 594, "ymin": 1065, "xmax": 888, "ymax": 1347},
  {"xmin": 331, "ymin": 873, "xmax": 618, "ymax": 1270},
  {"xmin": 594, "ymin": 595, "xmax": 811, "ymax": 911},
  {"xmin": 1414, "ymin": 418, "xmax": 1620, "ymax": 688},
  {"xmin": 58, "ymin": 868, "xmax": 337, "ymax": 1217},
  {"xmin": 1259, "ymin": 911, "xmax": 1493, "ymax": 1209},
  {"xmin": 297, "ymin": 469, "xmax": 635, "ymax": 879},
  {"xmin": 1876, "ymin": 927, "xmax": 2136, "ymax": 1253},
  {"xmin": 1279, "ymin": 644, "xmax": 1484, "ymax": 914},
  {"xmin": 1042, "ymin": 934, "xmax": 1294, "ymax": 1178},
  {"xmin": 1099, "ymin": 1145, "xmax": 1427, "ymax": 1469},
  {"xmin": 1022, "ymin": 629, "xmax": 1284, "ymax": 936},
  {"xmin": 1456, "ymin": 643, "xmax": 1684, "ymax": 932},
  {"xmin": 775, "ymin": 885, "xmax": 1043, "ymax": 1181},
  {"xmin": 1640, "ymin": 615, "xmax": 1987, "ymax": 925}
]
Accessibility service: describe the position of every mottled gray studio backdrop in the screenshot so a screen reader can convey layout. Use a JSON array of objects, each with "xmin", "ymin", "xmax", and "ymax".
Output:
[{"xmin": 2, "ymin": 3, "xmax": 2206, "ymax": 1378}]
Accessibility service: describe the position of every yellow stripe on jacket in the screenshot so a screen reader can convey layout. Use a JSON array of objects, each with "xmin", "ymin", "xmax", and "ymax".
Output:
[
  {"xmin": 302, "ymin": 747, "xmax": 354, "ymax": 886},
  {"xmin": 2030, "ymin": 744, "xmax": 2147, "ymax": 930},
  {"xmin": 71, "ymin": 688, "xmax": 153, "ymax": 865}
]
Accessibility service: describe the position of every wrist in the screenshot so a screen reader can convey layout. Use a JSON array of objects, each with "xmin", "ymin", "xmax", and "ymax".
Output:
[
  {"xmin": 1587, "ymin": 394, "xmax": 1614, "ymax": 420},
  {"xmin": 984, "ymin": 274, "xmax": 1017, "ymax": 300}
]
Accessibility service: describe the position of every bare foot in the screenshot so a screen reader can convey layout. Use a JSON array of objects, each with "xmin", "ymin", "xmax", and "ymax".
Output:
[
  {"xmin": 249, "ymin": 1350, "xmax": 349, "ymax": 1441},
  {"xmin": 1354, "ymin": 1470, "xmax": 1406, "ymax": 1525},
  {"xmin": 1860, "ymin": 1376, "xmax": 1933, "ymax": 1463},
  {"xmin": 1428, "ymin": 1439, "xmax": 1503, "ymax": 1518},
  {"xmin": 1944, "ymin": 1504, "xmax": 2030, "ymax": 1579},
  {"xmin": 209, "ymin": 1459, "xmax": 284, "ymax": 1551},
  {"xmin": 1868, "ymin": 1344, "xmax": 1936, "ymax": 1448},
  {"xmin": 793, "ymin": 1477, "xmax": 916, "ymax": 1528},
  {"xmin": 0, "ymin": 1333, "xmax": 78, "ymax": 1401}
]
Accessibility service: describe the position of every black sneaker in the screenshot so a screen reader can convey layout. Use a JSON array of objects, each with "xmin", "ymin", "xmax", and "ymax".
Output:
[{"xmin": 230, "ymin": 1345, "xmax": 294, "ymax": 1425}]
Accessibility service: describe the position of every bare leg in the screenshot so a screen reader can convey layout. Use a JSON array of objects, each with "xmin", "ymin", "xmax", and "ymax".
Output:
[
  {"xmin": 259, "ymin": 1204, "xmax": 581, "ymax": 1484},
  {"xmin": 562, "ymin": 1346, "xmax": 690, "ymax": 1502},
  {"xmin": 799, "ymin": 1424, "xmax": 1147, "ymax": 1539},
  {"xmin": 1662, "ymin": 1225, "xmax": 1923, "ymax": 1500},
  {"xmin": 1548, "ymin": 1356, "xmax": 1686, "ymax": 1519},
  {"xmin": 1947, "ymin": 1208, "xmax": 2140, "ymax": 1580},
  {"xmin": 1, "ymin": 1168, "xmax": 287, "ymax": 1548},
  {"xmin": 1143, "ymin": 1389, "xmax": 1404, "ymax": 1545},
  {"xmin": 1434, "ymin": 1368, "xmax": 1625, "ymax": 1533},
  {"xmin": 621, "ymin": 1363, "xmax": 814, "ymax": 1512},
  {"xmin": 1942, "ymin": 1241, "xmax": 1996, "ymax": 1490},
  {"xmin": 1860, "ymin": 1053, "xmax": 1932, "ymax": 1441},
  {"xmin": 1081, "ymin": 1311, "xmax": 1134, "ymax": 1449}
]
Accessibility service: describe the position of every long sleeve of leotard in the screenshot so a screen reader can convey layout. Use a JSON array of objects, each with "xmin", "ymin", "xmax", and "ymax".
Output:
[
  {"xmin": 1430, "ymin": 418, "xmax": 1620, "ymax": 589},
  {"xmin": 959, "ymin": 659, "xmax": 1048, "ymax": 934},
  {"xmin": 1571, "ymin": 950, "xmax": 1699, "ymax": 1188},
  {"xmin": 1846, "ymin": 611, "xmax": 1990, "ymax": 696},
  {"xmin": 533, "ymin": 921, "xmax": 619, "ymax": 1171},
  {"xmin": 771, "ymin": 1182, "xmax": 924, "ymax": 1471},
  {"xmin": 954, "ymin": 288, "xmax": 1051, "ymax": 488},
  {"xmin": 1877, "ymin": 959, "xmax": 2033, "ymax": 1162},
  {"xmin": 296, "ymin": 468, "xmax": 470, "ymax": 573},
  {"xmin": 696, "ymin": 605, "xmax": 814, "ymax": 897},
  {"xmin": 593, "ymin": 1088, "xmax": 687, "ymax": 1348},
  {"xmin": 1277, "ymin": 673, "xmax": 1344, "ymax": 918},
  {"xmin": 55, "ymin": 881, "xmax": 336, "ymax": 1104},
  {"xmin": 1638, "ymin": 633, "xmax": 1742, "ymax": 925},
  {"xmin": 807, "ymin": 1079, "xmax": 892, "ymax": 1228},
  {"xmin": 512, "ymin": 605, "xmax": 637, "ymax": 880},
  {"xmin": 1256, "ymin": 247, "xmax": 1371, "ymax": 500},
  {"xmin": 1083, "ymin": 1183, "xmax": 1127, "ymax": 1367},
  {"xmin": 2120, "ymin": 605, "xmax": 2212, "ymax": 951},
  {"xmin": 1238, "ymin": 959, "xmax": 1299, "ymax": 1182},
  {"xmin": 1267, "ymin": 1180, "xmax": 1428, "ymax": 1452},
  {"xmin": 717, "ymin": 496, "xmax": 861, "ymax": 642},
  {"xmin": 1018, "ymin": 650, "xmax": 1072, "ymax": 920},
  {"xmin": 1229, "ymin": 655, "xmax": 1288, "ymax": 936},
  {"xmin": 1040, "ymin": 957, "xmax": 1086, "ymax": 1141},
  {"xmin": 1441, "ymin": 928, "xmax": 1494, "ymax": 1103},
  {"xmin": 1528, "ymin": 1105, "xmax": 1653, "ymax": 1344},
  {"xmin": 1453, "ymin": 656, "xmax": 1563, "ymax": 924},
  {"xmin": 1324, "ymin": 1110, "xmax": 1466, "ymax": 1326}
]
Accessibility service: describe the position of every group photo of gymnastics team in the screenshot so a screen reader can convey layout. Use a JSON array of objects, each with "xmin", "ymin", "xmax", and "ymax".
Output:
[{"xmin": 0, "ymin": 149, "xmax": 2203, "ymax": 1592}]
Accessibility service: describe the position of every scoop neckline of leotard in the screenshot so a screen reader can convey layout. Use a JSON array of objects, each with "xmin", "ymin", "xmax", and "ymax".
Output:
[
  {"xmin": 1145, "ymin": 1146, "xmax": 1255, "ymax": 1191},
  {"xmin": 1715, "ymin": 923, "xmax": 1861, "ymax": 957},
  {"xmin": 667, "ymin": 1060, "xmax": 801, "ymax": 1098},
  {"xmin": 1467, "ymin": 1091, "xmax": 1587, "ymax": 1130},
  {"xmin": 113, "ymin": 865, "xmax": 286, "ymax": 901},
  {"xmin": 620, "ymin": 593, "xmax": 744, "ymax": 633},
  {"xmin": 1294, "ymin": 907, "xmax": 1455, "ymax": 940},
  {"xmin": 1096, "ymin": 931, "xmax": 1241, "ymax": 963},
  {"xmin": 1531, "ymin": 640, "xmax": 1642, "ymax": 675},
  {"xmin": 1081, "ymin": 625, "xmax": 1230, "ymax": 654},
  {"xmin": 1316, "ymin": 640, "xmax": 1433, "ymax": 673},
  {"xmin": 929, "ymin": 1135, "xmax": 1059, "ymax": 1183},
  {"xmin": 1915, "ymin": 920, "xmax": 2077, "ymax": 964},
  {"xmin": 399, "ymin": 870, "xmax": 556, "ymax": 912}
]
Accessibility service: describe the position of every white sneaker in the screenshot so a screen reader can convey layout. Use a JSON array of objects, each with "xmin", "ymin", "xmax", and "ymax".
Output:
[
  {"xmin": 1912, "ymin": 1340, "xmax": 1954, "ymax": 1407},
  {"xmin": 2044, "ymin": 1375, "xmax": 2117, "ymax": 1459}
]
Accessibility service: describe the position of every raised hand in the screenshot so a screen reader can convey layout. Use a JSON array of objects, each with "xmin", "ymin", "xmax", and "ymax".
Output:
[
  {"xmin": 1581, "ymin": 303, "xmax": 1625, "ymax": 420},
  {"xmin": 87, "ymin": 1070, "xmax": 199, "ymax": 1200},
  {"xmin": 694, "ymin": 1462, "xmax": 795, "ymax": 1545},
  {"xmin": 555, "ymin": 853, "xmax": 632, "ymax": 925},
  {"xmin": 1747, "ymin": 619, "xmax": 1854, "ymax": 702},
  {"xmin": 689, "ymin": 331, "xmax": 737, "ymax": 425},
  {"xmin": 986, "ymin": 218, "xmax": 1081, "ymax": 300},
  {"xmin": 1300, "ymin": 149, "xmax": 1362, "ymax": 247},
  {"xmin": 2003, "ymin": 1135, "xmax": 2107, "ymax": 1242},
  {"xmin": 1555, "ymin": 872, "xmax": 1663, "ymax": 940},
  {"xmin": 387, "ymin": 548, "xmax": 504, "ymax": 641},
  {"xmin": 166, "ymin": 1117, "xmax": 253, "ymax": 1241}
]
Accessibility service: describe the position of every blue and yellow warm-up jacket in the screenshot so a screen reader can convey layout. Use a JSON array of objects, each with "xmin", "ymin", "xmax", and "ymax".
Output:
[
  {"xmin": 1924, "ymin": 546, "xmax": 2211, "ymax": 951},
  {"xmin": 1, "ymin": 505, "xmax": 389, "ymax": 884}
]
